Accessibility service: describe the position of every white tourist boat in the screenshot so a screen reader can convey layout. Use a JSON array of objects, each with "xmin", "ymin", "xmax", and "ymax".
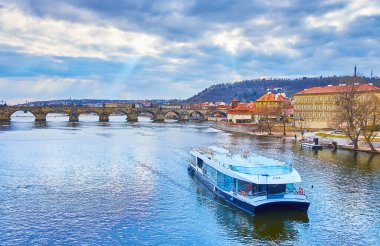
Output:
[{"xmin": 188, "ymin": 146, "xmax": 310, "ymax": 215}]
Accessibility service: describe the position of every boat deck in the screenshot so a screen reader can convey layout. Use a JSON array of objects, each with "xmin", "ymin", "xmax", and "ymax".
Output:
[{"xmin": 195, "ymin": 146, "xmax": 293, "ymax": 176}]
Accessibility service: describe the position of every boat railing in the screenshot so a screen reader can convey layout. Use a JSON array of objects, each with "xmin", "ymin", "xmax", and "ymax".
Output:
[
  {"xmin": 232, "ymin": 189, "xmax": 267, "ymax": 199},
  {"xmin": 233, "ymin": 189, "xmax": 306, "ymax": 200}
]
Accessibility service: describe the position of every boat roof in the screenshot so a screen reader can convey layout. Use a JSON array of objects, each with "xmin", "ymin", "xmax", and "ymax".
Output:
[{"xmin": 194, "ymin": 146, "xmax": 293, "ymax": 176}]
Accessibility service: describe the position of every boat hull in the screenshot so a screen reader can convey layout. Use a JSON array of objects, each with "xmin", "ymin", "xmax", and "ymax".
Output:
[
  {"xmin": 189, "ymin": 165, "xmax": 310, "ymax": 215},
  {"xmin": 300, "ymin": 142, "xmax": 323, "ymax": 150}
]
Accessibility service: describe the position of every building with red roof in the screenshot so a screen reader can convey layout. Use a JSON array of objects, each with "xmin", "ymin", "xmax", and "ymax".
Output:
[
  {"xmin": 227, "ymin": 92, "xmax": 292, "ymax": 123},
  {"xmin": 293, "ymin": 83, "xmax": 380, "ymax": 128}
]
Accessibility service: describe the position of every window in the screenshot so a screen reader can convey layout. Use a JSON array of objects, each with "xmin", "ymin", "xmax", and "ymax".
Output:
[
  {"xmin": 238, "ymin": 180, "xmax": 253, "ymax": 193},
  {"xmin": 197, "ymin": 157, "xmax": 203, "ymax": 168},
  {"xmin": 217, "ymin": 171, "xmax": 235, "ymax": 192},
  {"xmin": 268, "ymin": 184, "xmax": 286, "ymax": 194},
  {"xmin": 204, "ymin": 164, "xmax": 217, "ymax": 184}
]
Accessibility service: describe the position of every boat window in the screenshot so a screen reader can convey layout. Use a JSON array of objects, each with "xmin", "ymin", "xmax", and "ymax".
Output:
[
  {"xmin": 217, "ymin": 171, "xmax": 234, "ymax": 192},
  {"xmin": 230, "ymin": 165, "xmax": 292, "ymax": 175},
  {"xmin": 197, "ymin": 157, "xmax": 203, "ymax": 168},
  {"xmin": 237, "ymin": 180, "xmax": 254, "ymax": 194},
  {"xmin": 204, "ymin": 164, "xmax": 217, "ymax": 183},
  {"xmin": 268, "ymin": 184, "xmax": 286, "ymax": 194},
  {"xmin": 258, "ymin": 184, "xmax": 267, "ymax": 192},
  {"xmin": 286, "ymin": 183, "xmax": 295, "ymax": 193}
]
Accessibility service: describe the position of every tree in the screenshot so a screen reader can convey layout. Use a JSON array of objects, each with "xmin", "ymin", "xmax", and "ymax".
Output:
[
  {"xmin": 280, "ymin": 115, "xmax": 288, "ymax": 136},
  {"xmin": 279, "ymin": 100, "xmax": 291, "ymax": 136},
  {"xmin": 334, "ymin": 77, "xmax": 365, "ymax": 149},
  {"xmin": 358, "ymin": 96, "xmax": 380, "ymax": 152},
  {"xmin": 257, "ymin": 106, "xmax": 281, "ymax": 135}
]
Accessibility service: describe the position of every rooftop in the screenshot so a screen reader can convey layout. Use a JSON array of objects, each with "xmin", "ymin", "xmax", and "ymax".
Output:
[
  {"xmin": 203, "ymin": 146, "xmax": 292, "ymax": 176},
  {"xmin": 227, "ymin": 102, "xmax": 256, "ymax": 115},
  {"xmin": 295, "ymin": 83, "xmax": 380, "ymax": 95},
  {"xmin": 256, "ymin": 92, "xmax": 289, "ymax": 102}
]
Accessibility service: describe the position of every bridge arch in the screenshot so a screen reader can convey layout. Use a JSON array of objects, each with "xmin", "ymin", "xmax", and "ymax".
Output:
[
  {"xmin": 136, "ymin": 109, "xmax": 156, "ymax": 122},
  {"xmin": 109, "ymin": 110, "xmax": 129, "ymax": 122},
  {"xmin": 9, "ymin": 110, "xmax": 36, "ymax": 122},
  {"xmin": 78, "ymin": 110, "xmax": 100, "ymax": 122},
  {"xmin": 46, "ymin": 109, "xmax": 70, "ymax": 122},
  {"xmin": 189, "ymin": 110, "xmax": 205, "ymax": 120},
  {"xmin": 164, "ymin": 110, "xmax": 180, "ymax": 121}
]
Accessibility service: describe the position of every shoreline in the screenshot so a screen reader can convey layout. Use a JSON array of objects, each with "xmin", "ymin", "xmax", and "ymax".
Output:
[{"xmin": 212, "ymin": 123, "xmax": 380, "ymax": 154}]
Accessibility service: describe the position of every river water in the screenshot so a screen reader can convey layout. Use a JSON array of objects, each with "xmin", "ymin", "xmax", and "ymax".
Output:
[{"xmin": 0, "ymin": 115, "xmax": 379, "ymax": 245}]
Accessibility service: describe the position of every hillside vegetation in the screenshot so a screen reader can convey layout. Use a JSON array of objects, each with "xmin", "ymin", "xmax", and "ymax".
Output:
[{"xmin": 186, "ymin": 76, "xmax": 380, "ymax": 103}]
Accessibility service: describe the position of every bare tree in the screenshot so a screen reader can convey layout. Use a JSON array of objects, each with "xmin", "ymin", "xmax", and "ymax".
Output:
[
  {"xmin": 279, "ymin": 101, "xmax": 291, "ymax": 136},
  {"xmin": 334, "ymin": 77, "xmax": 365, "ymax": 149},
  {"xmin": 257, "ymin": 106, "xmax": 280, "ymax": 135},
  {"xmin": 358, "ymin": 96, "xmax": 380, "ymax": 152}
]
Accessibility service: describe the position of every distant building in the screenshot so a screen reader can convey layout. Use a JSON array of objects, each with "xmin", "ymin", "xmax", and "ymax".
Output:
[
  {"xmin": 226, "ymin": 92, "xmax": 292, "ymax": 123},
  {"xmin": 190, "ymin": 102, "xmax": 229, "ymax": 110},
  {"xmin": 161, "ymin": 105, "xmax": 181, "ymax": 109},
  {"xmin": 293, "ymin": 83, "xmax": 380, "ymax": 128},
  {"xmin": 104, "ymin": 103, "xmax": 132, "ymax": 108},
  {"xmin": 255, "ymin": 92, "xmax": 291, "ymax": 109},
  {"xmin": 227, "ymin": 100, "xmax": 256, "ymax": 123}
]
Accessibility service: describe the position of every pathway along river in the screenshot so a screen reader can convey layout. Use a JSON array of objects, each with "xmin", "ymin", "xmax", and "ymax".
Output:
[{"xmin": 0, "ymin": 116, "xmax": 379, "ymax": 245}]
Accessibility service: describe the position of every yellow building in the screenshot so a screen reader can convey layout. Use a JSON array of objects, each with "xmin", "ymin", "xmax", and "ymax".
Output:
[{"xmin": 293, "ymin": 83, "xmax": 380, "ymax": 129}]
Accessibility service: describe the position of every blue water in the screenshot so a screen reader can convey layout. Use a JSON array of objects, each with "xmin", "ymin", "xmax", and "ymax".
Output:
[{"xmin": 1, "ymin": 117, "xmax": 380, "ymax": 245}]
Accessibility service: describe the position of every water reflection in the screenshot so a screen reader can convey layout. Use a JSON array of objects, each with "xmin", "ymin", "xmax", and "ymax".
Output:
[
  {"xmin": 294, "ymin": 144, "xmax": 380, "ymax": 171},
  {"xmin": 0, "ymin": 121, "xmax": 379, "ymax": 245},
  {"xmin": 194, "ymin": 173, "xmax": 309, "ymax": 244}
]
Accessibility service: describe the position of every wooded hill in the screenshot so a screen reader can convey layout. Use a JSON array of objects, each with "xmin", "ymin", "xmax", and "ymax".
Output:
[{"xmin": 186, "ymin": 76, "xmax": 380, "ymax": 103}]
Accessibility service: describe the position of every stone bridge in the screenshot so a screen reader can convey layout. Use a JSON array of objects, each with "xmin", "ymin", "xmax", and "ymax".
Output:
[{"xmin": 0, "ymin": 105, "xmax": 228, "ymax": 123}]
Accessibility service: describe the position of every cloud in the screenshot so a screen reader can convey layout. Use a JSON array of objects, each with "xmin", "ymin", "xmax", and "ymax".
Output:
[
  {"xmin": 306, "ymin": 0, "xmax": 380, "ymax": 32},
  {"xmin": 0, "ymin": 0, "xmax": 379, "ymax": 103},
  {"xmin": 0, "ymin": 4, "xmax": 165, "ymax": 59},
  {"xmin": 208, "ymin": 28, "xmax": 299, "ymax": 57}
]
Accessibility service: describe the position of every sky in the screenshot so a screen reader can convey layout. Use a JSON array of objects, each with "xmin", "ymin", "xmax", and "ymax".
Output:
[{"xmin": 0, "ymin": 0, "xmax": 380, "ymax": 104}]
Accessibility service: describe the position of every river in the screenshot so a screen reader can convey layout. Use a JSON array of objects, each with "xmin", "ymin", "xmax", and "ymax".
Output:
[{"xmin": 0, "ymin": 115, "xmax": 379, "ymax": 245}]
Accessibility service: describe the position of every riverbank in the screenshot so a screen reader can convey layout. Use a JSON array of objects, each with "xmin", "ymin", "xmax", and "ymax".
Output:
[
  {"xmin": 213, "ymin": 122, "xmax": 380, "ymax": 154},
  {"xmin": 213, "ymin": 122, "xmax": 299, "ymax": 140}
]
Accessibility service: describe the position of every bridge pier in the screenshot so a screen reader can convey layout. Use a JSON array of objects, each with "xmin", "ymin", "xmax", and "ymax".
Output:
[
  {"xmin": 153, "ymin": 113, "xmax": 165, "ymax": 122},
  {"xmin": 0, "ymin": 119, "xmax": 10, "ymax": 124},
  {"xmin": 34, "ymin": 113, "xmax": 46, "ymax": 122},
  {"xmin": 127, "ymin": 113, "xmax": 138, "ymax": 122},
  {"xmin": 69, "ymin": 114, "xmax": 79, "ymax": 122},
  {"xmin": 0, "ymin": 111, "xmax": 10, "ymax": 123},
  {"xmin": 99, "ymin": 114, "xmax": 109, "ymax": 122},
  {"xmin": 179, "ymin": 114, "xmax": 190, "ymax": 122}
]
